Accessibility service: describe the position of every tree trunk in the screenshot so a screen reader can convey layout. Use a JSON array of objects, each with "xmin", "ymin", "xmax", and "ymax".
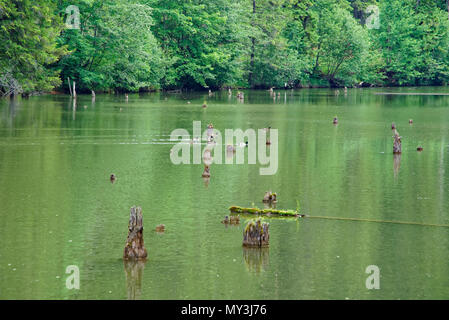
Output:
[
  {"xmin": 393, "ymin": 129, "xmax": 402, "ymax": 154},
  {"xmin": 243, "ymin": 218, "xmax": 269, "ymax": 248},
  {"xmin": 123, "ymin": 206, "xmax": 148, "ymax": 260}
]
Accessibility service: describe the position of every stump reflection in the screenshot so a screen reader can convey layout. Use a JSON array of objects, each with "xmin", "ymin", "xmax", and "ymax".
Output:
[
  {"xmin": 123, "ymin": 259, "xmax": 146, "ymax": 300},
  {"xmin": 393, "ymin": 153, "xmax": 401, "ymax": 178},
  {"xmin": 243, "ymin": 247, "xmax": 269, "ymax": 273}
]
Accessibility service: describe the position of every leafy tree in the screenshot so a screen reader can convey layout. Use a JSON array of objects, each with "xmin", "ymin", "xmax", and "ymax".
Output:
[
  {"xmin": 149, "ymin": 0, "xmax": 249, "ymax": 89},
  {"xmin": 0, "ymin": 0, "xmax": 66, "ymax": 96},
  {"xmin": 308, "ymin": 0, "xmax": 371, "ymax": 86},
  {"xmin": 373, "ymin": 0, "xmax": 449, "ymax": 85},
  {"xmin": 57, "ymin": 0, "xmax": 167, "ymax": 93}
]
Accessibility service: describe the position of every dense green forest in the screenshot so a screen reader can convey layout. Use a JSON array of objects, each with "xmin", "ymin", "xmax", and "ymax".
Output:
[{"xmin": 1, "ymin": 0, "xmax": 449, "ymax": 95}]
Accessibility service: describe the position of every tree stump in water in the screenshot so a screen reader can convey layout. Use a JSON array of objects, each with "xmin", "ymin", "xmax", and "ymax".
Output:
[
  {"xmin": 202, "ymin": 165, "xmax": 211, "ymax": 178},
  {"xmin": 393, "ymin": 129, "xmax": 402, "ymax": 154},
  {"xmin": 123, "ymin": 206, "xmax": 148, "ymax": 260},
  {"xmin": 262, "ymin": 191, "xmax": 277, "ymax": 203},
  {"xmin": 243, "ymin": 219, "xmax": 269, "ymax": 248}
]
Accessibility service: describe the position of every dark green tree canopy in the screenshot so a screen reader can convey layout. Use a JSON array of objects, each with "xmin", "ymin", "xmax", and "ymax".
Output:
[{"xmin": 2, "ymin": 0, "xmax": 449, "ymax": 94}]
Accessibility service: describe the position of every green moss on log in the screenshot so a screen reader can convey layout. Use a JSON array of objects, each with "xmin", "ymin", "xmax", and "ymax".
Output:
[{"xmin": 229, "ymin": 206, "xmax": 302, "ymax": 217}]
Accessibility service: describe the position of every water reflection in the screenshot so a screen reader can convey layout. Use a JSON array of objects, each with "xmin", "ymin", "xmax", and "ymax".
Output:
[
  {"xmin": 263, "ymin": 202, "xmax": 276, "ymax": 209},
  {"xmin": 6, "ymin": 97, "xmax": 20, "ymax": 127},
  {"xmin": 123, "ymin": 259, "xmax": 146, "ymax": 300},
  {"xmin": 242, "ymin": 247, "xmax": 269, "ymax": 273},
  {"xmin": 72, "ymin": 98, "xmax": 77, "ymax": 120},
  {"xmin": 202, "ymin": 177, "xmax": 210, "ymax": 188},
  {"xmin": 393, "ymin": 153, "xmax": 401, "ymax": 178}
]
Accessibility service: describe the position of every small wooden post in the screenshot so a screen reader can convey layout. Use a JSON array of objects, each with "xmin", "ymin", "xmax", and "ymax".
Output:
[
  {"xmin": 243, "ymin": 218, "xmax": 269, "ymax": 248},
  {"xmin": 123, "ymin": 206, "xmax": 148, "ymax": 260}
]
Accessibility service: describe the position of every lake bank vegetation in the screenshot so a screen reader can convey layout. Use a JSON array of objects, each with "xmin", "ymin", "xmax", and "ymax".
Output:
[{"xmin": 2, "ymin": 0, "xmax": 449, "ymax": 97}]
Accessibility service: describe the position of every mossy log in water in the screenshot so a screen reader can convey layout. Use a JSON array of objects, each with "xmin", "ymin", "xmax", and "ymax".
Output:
[
  {"xmin": 243, "ymin": 218, "xmax": 269, "ymax": 248},
  {"xmin": 123, "ymin": 206, "xmax": 148, "ymax": 260},
  {"xmin": 229, "ymin": 206, "xmax": 301, "ymax": 217}
]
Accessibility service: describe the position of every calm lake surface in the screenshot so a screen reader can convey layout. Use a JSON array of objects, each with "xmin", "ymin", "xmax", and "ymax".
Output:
[{"xmin": 1, "ymin": 88, "xmax": 448, "ymax": 299}]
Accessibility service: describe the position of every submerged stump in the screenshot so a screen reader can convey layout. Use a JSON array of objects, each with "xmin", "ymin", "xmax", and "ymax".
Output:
[
  {"xmin": 123, "ymin": 206, "xmax": 148, "ymax": 260},
  {"xmin": 243, "ymin": 219, "xmax": 269, "ymax": 248}
]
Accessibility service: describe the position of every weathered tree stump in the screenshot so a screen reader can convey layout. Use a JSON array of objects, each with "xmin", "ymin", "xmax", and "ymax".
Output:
[
  {"xmin": 155, "ymin": 224, "xmax": 165, "ymax": 232},
  {"xmin": 262, "ymin": 191, "xmax": 277, "ymax": 203},
  {"xmin": 207, "ymin": 123, "xmax": 214, "ymax": 141},
  {"xmin": 202, "ymin": 165, "xmax": 211, "ymax": 178},
  {"xmin": 393, "ymin": 129, "xmax": 402, "ymax": 154},
  {"xmin": 222, "ymin": 215, "xmax": 240, "ymax": 225},
  {"xmin": 123, "ymin": 206, "xmax": 148, "ymax": 260},
  {"xmin": 243, "ymin": 219, "xmax": 269, "ymax": 248}
]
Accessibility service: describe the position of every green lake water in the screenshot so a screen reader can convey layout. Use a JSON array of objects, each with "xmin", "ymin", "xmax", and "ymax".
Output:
[{"xmin": 0, "ymin": 88, "xmax": 448, "ymax": 299}]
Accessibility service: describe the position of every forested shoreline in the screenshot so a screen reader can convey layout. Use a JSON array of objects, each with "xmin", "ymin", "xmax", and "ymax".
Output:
[{"xmin": 2, "ymin": 0, "xmax": 449, "ymax": 96}]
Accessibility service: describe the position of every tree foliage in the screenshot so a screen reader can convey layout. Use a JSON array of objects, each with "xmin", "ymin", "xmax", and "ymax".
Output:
[
  {"xmin": 0, "ymin": 0, "xmax": 66, "ymax": 95},
  {"xmin": 2, "ymin": 0, "xmax": 449, "ymax": 93}
]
